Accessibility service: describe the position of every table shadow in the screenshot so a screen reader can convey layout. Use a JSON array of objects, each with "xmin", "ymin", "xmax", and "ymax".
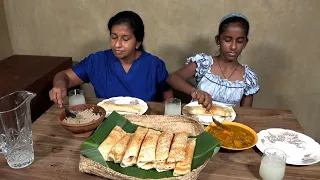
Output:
[{"xmin": 247, "ymin": 164, "xmax": 261, "ymax": 179}]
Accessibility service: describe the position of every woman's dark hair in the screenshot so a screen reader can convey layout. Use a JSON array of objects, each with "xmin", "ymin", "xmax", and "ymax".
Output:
[
  {"xmin": 218, "ymin": 16, "xmax": 250, "ymax": 40},
  {"xmin": 108, "ymin": 11, "xmax": 145, "ymax": 51}
]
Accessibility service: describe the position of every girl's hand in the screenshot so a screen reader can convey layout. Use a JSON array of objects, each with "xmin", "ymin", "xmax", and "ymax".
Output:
[{"xmin": 191, "ymin": 90, "xmax": 212, "ymax": 111}]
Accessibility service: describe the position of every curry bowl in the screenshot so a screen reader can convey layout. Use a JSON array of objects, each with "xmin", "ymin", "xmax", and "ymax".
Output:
[
  {"xmin": 57, "ymin": 104, "xmax": 106, "ymax": 137},
  {"xmin": 205, "ymin": 121, "xmax": 258, "ymax": 150}
]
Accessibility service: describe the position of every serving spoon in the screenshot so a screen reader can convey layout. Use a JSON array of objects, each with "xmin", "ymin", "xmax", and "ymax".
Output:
[
  {"xmin": 62, "ymin": 104, "xmax": 76, "ymax": 118},
  {"xmin": 210, "ymin": 111, "xmax": 230, "ymax": 134}
]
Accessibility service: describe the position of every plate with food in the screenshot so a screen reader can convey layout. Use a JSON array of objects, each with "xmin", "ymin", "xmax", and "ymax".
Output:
[
  {"xmin": 205, "ymin": 121, "xmax": 258, "ymax": 150},
  {"xmin": 97, "ymin": 96, "xmax": 148, "ymax": 116},
  {"xmin": 79, "ymin": 112, "xmax": 221, "ymax": 179},
  {"xmin": 256, "ymin": 128, "xmax": 320, "ymax": 165},
  {"xmin": 182, "ymin": 101, "xmax": 236, "ymax": 125}
]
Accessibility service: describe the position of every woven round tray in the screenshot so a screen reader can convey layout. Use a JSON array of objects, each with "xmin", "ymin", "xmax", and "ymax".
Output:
[{"xmin": 79, "ymin": 115, "xmax": 210, "ymax": 180}]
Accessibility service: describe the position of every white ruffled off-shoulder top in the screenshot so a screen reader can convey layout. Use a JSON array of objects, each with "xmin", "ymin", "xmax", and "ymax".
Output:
[{"xmin": 186, "ymin": 53, "xmax": 260, "ymax": 106}]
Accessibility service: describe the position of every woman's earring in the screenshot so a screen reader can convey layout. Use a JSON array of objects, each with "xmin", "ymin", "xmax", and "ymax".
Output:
[{"xmin": 217, "ymin": 44, "xmax": 220, "ymax": 47}]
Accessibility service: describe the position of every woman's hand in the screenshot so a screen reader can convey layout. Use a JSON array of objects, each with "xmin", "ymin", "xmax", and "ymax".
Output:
[
  {"xmin": 191, "ymin": 89, "xmax": 212, "ymax": 111},
  {"xmin": 49, "ymin": 85, "xmax": 67, "ymax": 107},
  {"xmin": 49, "ymin": 69, "xmax": 84, "ymax": 107}
]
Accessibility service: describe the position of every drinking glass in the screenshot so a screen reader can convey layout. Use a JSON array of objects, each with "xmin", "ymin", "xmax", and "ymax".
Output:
[
  {"xmin": 164, "ymin": 98, "xmax": 181, "ymax": 115},
  {"xmin": 0, "ymin": 91, "xmax": 36, "ymax": 169},
  {"xmin": 68, "ymin": 89, "xmax": 86, "ymax": 106},
  {"xmin": 259, "ymin": 148, "xmax": 287, "ymax": 180}
]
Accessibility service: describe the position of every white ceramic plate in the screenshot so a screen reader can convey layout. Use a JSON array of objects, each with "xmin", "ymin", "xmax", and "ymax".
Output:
[
  {"xmin": 256, "ymin": 128, "xmax": 320, "ymax": 165},
  {"xmin": 97, "ymin": 96, "xmax": 148, "ymax": 116},
  {"xmin": 182, "ymin": 101, "xmax": 236, "ymax": 125}
]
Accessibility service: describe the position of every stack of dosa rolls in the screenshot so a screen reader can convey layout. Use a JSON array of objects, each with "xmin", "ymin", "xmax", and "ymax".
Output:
[{"xmin": 98, "ymin": 126, "xmax": 196, "ymax": 176}]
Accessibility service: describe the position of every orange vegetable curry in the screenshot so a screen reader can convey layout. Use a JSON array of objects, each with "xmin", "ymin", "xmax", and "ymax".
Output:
[{"xmin": 207, "ymin": 125, "xmax": 255, "ymax": 148}]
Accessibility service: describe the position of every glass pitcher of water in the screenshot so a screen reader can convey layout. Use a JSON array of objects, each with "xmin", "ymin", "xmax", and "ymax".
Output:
[{"xmin": 0, "ymin": 91, "xmax": 36, "ymax": 169}]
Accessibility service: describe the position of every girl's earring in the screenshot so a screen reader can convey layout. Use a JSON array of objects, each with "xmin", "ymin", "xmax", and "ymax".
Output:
[{"xmin": 217, "ymin": 44, "xmax": 220, "ymax": 47}]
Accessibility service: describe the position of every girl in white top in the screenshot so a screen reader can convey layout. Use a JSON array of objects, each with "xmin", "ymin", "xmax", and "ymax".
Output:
[{"xmin": 167, "ymin": 13, "xmax": 259, "ymax": 110}]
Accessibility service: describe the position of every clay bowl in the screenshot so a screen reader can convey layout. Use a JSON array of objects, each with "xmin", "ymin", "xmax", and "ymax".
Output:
[{"xmin": 57, "ymin": 104, "xmax": 106, "ymax": 137}]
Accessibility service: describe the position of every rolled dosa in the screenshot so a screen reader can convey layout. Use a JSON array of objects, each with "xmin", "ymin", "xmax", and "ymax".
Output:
[
  {"xmin": 173, "ymin": 138, "xmax": 196, "ymax": 176},
  {"xmin": 155, "ymin": 131, "xmax": 174, "ymax": 162},
  {"xmin": 167, "ymin": 132, "xmax": 189, "ymax": 163},
  {"xmin": 137, "ymin": 162, "xmax": 156, "ymax": 170},
  {"xmin": 100, "ymin": 102, "xmax": 143, "ymax": 114},
  {"xmin": 98, "ymin": 126, "xmax": 127, "ymax": 161},
  {"xmin": 107, "ymin": 133, "xmax": 133, "ymax": 163},
  {"xmin": 182, "ymin": 105, "xmax": 233, "ymax": 117},
  {"xmin": 137, "ymin": 129, "xmax": 161, "ymax": 165},
  {"xmin": 156, "ymin": 160, "xmax": 176, "ymax": 172},
  {"xmin": 121, "ymin": 127, "xmax": 148, "ymax": 167}
]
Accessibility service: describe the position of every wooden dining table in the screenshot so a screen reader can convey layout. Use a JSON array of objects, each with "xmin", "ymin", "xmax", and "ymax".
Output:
[{"xmin": 0, "ymin": 97, "xmax": 319, "ymax": 180}]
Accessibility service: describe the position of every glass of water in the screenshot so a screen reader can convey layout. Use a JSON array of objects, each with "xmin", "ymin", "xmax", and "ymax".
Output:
[
  {"xmin": 68, "ymin": 89, "xmax": 86, "ymax": 106},
  {"xmin": 164, "ymin": 98, "xmax": 181, "ymax": 115},
  {"xmin": 259, "ymin": 148, "xmax": 287, "ymax": 180}
]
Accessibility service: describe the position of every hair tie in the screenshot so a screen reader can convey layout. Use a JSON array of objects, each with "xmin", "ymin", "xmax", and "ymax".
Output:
[{"xmin": 219, "ymin": 13, "xmax": 249, "ymax": 26}]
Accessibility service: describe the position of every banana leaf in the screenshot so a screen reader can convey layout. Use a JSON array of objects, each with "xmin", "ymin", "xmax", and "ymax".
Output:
[{"xmin": 80, "ymin": 112, "xmax": 221, "ymax": 179}]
